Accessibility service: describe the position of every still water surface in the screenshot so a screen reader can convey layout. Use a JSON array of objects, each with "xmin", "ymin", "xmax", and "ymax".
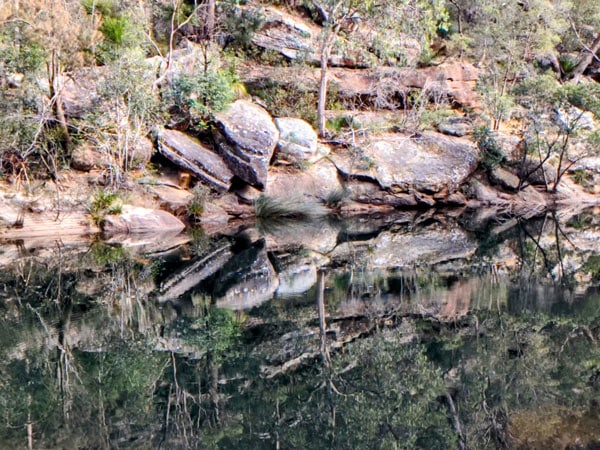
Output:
[{"xmin": 1, "ymin": 209, "xmax": 600, "ymax": 449}]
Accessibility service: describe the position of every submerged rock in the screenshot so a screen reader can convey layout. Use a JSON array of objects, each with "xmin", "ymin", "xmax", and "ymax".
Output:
[
  {"xmin": 213, "ymin": 100, "xmax": 279, "ymax": 190},
  {"xmin": 331, "ymin": 223, "xmax": 477, "ymax": 268}
]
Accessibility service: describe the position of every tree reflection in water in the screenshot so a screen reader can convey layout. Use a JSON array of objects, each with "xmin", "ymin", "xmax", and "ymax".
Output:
[{"xmin": 0, "ymin": 210, "xmax": 599, "ymax": 449}]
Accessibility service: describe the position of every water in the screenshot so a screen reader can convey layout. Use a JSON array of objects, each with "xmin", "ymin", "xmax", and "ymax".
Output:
[{"xmin": 1, "ymin": 209, "xmax": 600, "ymax": 449}]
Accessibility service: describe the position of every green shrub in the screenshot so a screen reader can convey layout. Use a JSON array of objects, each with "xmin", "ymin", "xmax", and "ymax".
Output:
[
  {"xmin": 186, "ymin": 185, "xmax": 209, "ymax": 220},
  {"xmin": 89, "ymin": 190, "xmax": 122, "ymax": 225},
  {"xmin": 169, "ymin": 70, "xmax": 237, "ymax": 129},
  {"xmin": 100, "ymin": 16, "xmax": 130, "ymax": 46},
  {"xmin": 558, "ymin": 54, "xmax": 578, "ymax": 74},
  {"xmin": 474, "ymin": 126, "xmax": 504, "ymax": 170},
  {"xmin": 326, "ymin": 115, "xmax": 362, "ymax": 133}
]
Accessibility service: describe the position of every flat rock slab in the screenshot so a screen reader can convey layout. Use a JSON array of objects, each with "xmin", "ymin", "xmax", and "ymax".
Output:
[
  {"xmin": 331, "ymin": 132, "xmax": 479, "ymax": 194},
  {"xmin": 214, "ymin": 100, "xmax": 279, "ymax": 189},
  {"xmin": 103, "ymin": 205, "xmax": 185, "ymax": 234},
  {"xmin": 158, "ymin": 129, "xmax": 234, "ymax": 191}
]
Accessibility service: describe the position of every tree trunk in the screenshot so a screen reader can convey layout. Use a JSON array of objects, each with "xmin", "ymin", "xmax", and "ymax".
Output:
[
  {"xmin": 205, "ymin": 0, "xmax": 216, "ymax": 41},
  {"xmin": 318, "ymin": 30, "xmax": 335, "ymax": 138},
  {"xmin": 570, "ymin": 33, "xmax": 600, "ymax": 83},
  {"xmin": 48, "ymin": 50, "xmax": 70, "ymax": 150}
]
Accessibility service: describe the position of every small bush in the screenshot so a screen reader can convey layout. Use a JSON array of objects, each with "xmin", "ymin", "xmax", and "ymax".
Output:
[
  {"xmin": 474, "ymin": 126, "xmax": 504, "ymax": 170},
  {"xmin": 89, "ymin": 190, "xmax": 122, "ymax": 225},
  {"xmin": 326, "ymin": 115, "xmax": 362, "ymax": 133},
  {"xmin": 324, "ymin": 188, "xmax": 349, "ymax": 208},
  {"xmin": 169, "ymin": 70, "xmax": 238, "ymax": 129},
  {"xmin": 254, "ymin": 195, "xmax": 326, "ymax": 220},
  {"xmin": 186, "ymin": 185, "xmax": 209, "ymax": 220}
]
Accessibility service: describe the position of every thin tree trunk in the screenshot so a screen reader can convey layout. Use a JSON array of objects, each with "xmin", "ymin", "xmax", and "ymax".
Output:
[
  {"xmin": 205, "ymin": 0, "xmax": 215, "ymax": 41},
  {"xmin": 571, "ymin": 33, "xmax": 600, "ymax": 83},
  {"xmin": 318, "ymin": 29, "xmax": 336, "ymax": 138}
]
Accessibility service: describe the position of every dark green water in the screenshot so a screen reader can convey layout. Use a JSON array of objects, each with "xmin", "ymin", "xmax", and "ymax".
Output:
[{"xmin": 1, "ymin": 210, "xmax": 600, "ymax": 449}]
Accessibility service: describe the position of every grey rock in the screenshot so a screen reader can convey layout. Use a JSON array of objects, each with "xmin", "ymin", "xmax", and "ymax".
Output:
[
  {"xmin": 437, "ymin": 116, "xmax": 473, "ymax": 137},
  {"xmin": 214, "ymin": 100, "xmax": 279, "ymax": 190},
  {"xmin": 274, "ymin": 117, "xmax": 318, "ymax": 162},
  {"xmin": 266, "ymin": 158, "xmax": 342, "ymax": 204},
  {"xmin": 251, "ymin": 7, "xmax": 316, "ymax": 61},
  {"xmin": 157, "ymin": 129, "xmax": 234, "ymax": 192},
  {"xmin": 489, "ymin": 167, "xmax": 520, "ymax": 191},
  {"xmin": 331, "ymin": 131, "xmax": 479, "ymax": 195}
]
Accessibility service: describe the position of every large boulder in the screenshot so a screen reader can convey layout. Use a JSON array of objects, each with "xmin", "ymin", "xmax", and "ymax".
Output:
[
  {"xmin": 213, "ymin": 100, "xmax": 279, "ymax": 190},
  {"xmin": 251, "ymin": 7, "xmax": 318, "ymax": 61},
  {"xmin": 71, "ymin": 143, "xmax": 110, "ymax": 172},
  {"xmin": 489, "ymin": 167, "xmax": 520, "ymax": 191},
  {"xmin": 330, "ymin": 131, "xmax": 479, "ymax": 195},
  {"xmin": 274, "ymin": 117, "xmax": 319, "ymax": 163},
  {"xmin": 266, "ymin": 158, "xmax": 342, "ymax": 204},
  {"xmin": 157, "ymin": 129, "xmax": 234, "ymax": 192},
  {"xmin": 103, "ymin": 205, "xmax": 185, "ymax": 234}
]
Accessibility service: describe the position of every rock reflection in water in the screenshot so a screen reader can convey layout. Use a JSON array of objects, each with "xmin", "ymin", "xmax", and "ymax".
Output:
[{"xmin": 0, "ymin": 209, "xmax": 600, "ymax": 448}]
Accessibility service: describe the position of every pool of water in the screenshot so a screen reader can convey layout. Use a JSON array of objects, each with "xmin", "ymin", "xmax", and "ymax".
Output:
[{"xmin": 0, "ymin": 209, "xmax": 599, "ymax": 449}]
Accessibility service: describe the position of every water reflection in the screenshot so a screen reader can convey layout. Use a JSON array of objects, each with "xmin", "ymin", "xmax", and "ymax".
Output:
[{"xmin": 0, "ymin": 209, "xmax": 600, "ymax": 449}]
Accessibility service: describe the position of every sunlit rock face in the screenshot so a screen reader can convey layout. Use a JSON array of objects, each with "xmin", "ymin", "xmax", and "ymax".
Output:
[
  {"xmin": 213, "ymin": 240, "xmax": 280, "ymax": 310},
  {"xmin": 213, "ymin": 100, "xmax": 279, "ymax": 190},
  {"xmin": 157, "ymin": 129, "xmax": 235, "ymax": 192},
  {"xmin": 103, "ymin": 205, "xmax": 186, "ymax": 234},
  {"xmin": 330, "ymin": 132, "xmax": 478, "ymax": 205}
]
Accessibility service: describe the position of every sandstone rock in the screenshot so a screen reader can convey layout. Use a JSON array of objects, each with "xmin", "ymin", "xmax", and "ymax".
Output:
[
  {"xmin": 330, "ymin": 132, "xmax": 479, "ymax": 194},
  {"xmin": 148, "ymin": 184, "xmax": 194, "ymax": 215},
  {"xmin": 157, "ymin": 129, "xmax": 234, "ymax": 192},
  {"xmin": 489, "ymin": 167, "xmax": 521, "ymax": 191},
  {"xmin": 131, "ymin": 136, "xmax": 154, "ymax": 168},
  {"xmin": 71, "ymin": 143, "xmax": 108, "ymax": 172},
  {"xmin": 441, "ymin": 191, "xmax": 468, "ymax": 206},
  {"xmin": 214, "ymin": 100, "xmax": 279, "ymax": 189},
  {"xmin": 61, "ymin": 69, "xmax": 103, "ymax": 119},
  {"xmin": 345, "ymin": 180, "xmax": 418, "ymax": 207},
  {"xmin": 251, "ymin": 7, "xmax": 317, "ymax": 61},
  {"xmin": 517, "ymin": 159, "xmax": 556, "ymax": 186},
  {"xmin": 266, "ymin": 159, "xmax": 342, "ymax": 204},
  {"xmin": 274, "ymin": 117, "xmax": 319, "ymax": 162},
  {"xmin": 437, "ymin": 116, "xmax": 473, "ymax": 137},
  {"xmin": 103, "ymin": 205, "xmax": 185, "ymax": 234}
]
